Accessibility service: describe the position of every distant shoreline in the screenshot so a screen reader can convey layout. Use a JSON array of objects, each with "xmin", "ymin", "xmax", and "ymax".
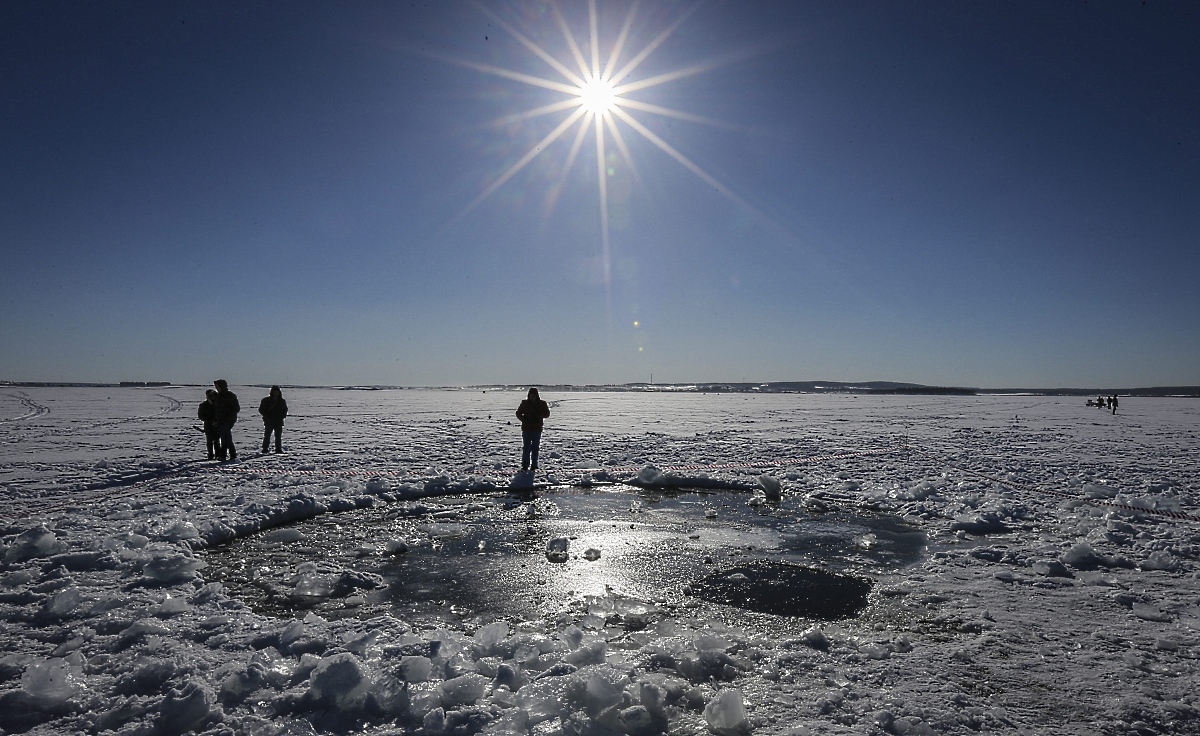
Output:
[{"xmin": 2, "ymin": 380, "xmax": 1197, "ymax": 397}]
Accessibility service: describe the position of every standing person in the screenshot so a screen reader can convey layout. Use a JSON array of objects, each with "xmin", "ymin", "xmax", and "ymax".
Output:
[
  {"xmin": 258, "ymin": 385, "xmax": 289, "ymax": 454},
  {"xmin": 198, "ymin": 389, "xmax": 220, "ymax": 460},
  {"xmin": 1111, "ymin": 394, "xmax": 1118, "ymax": 415},
  {"xmin": 212, "ymin": 379, "xmax": 240, "ymax": 461},
  {"xmin": 515, "ymin": 387, "xmax": 551, "ymax": 471}
]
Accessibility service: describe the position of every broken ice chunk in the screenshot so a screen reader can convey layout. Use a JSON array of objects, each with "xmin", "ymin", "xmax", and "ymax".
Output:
[
  {"xmin": 546, "ymin": 537, "xmax": 569, "ymax": 563},
  {"xmin": 704, "ymin": 688, "xmax": 752, "ymax": 736}
]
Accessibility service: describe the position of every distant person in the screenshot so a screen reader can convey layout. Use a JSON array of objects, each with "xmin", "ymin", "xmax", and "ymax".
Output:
[
  {"xmin": 1098, "ymin": 395, "xmax": 1106, "ymax": 409},
  {"xmin": 1111, "ymin": 394, "xmax": 1118, "ymax": 415},
  {"xmin": 515, "ymin": 387, "xmax": 551, "ymax": 471},
  {"xmin": 212, "ymin": 379, "xmax": 241, "ymax": 461},
  {"xmin": 258, "ymin": 385, "xmax": 289, "ymax": 454},
  {"xmin": 198, "ymin": 389, "xmax": 220, "ymax": 460}
]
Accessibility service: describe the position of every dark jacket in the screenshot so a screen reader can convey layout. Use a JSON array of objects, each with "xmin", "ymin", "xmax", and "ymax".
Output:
[
  {"xmin": 213, "ymin": 390, "xmax": 240, "ymax": 427},
  {"xmin": 516, "ymin": 399, "xmax": 550, "ymax": 432},
  {"xmin": 259, "ymin": 396, "xmax": 289, "ymax": 426},
  {"xmin": 198, "ymin": 401, "xmax": 217, "ymax": 428}
]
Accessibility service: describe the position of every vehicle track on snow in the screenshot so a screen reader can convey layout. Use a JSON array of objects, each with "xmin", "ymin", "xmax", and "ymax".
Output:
[
  {"xmin": 0, "ymin": 393, "xmax": 51, "ymax": 423},
  {"xmin": 0, "ymin": 392, "xmax": 182, "ymax": 445}
]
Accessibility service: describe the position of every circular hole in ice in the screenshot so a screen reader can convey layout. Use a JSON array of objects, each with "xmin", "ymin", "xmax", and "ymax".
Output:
[
  {"xmin": 200, "ymin": 487, "xmax": 922, "ymax": 623},
  {"xmin": 689, "ymin": 560, "xmax": 872, "ymax": 619}
]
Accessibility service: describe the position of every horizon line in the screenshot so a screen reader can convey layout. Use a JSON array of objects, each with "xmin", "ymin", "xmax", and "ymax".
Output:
[{"xmin": 3, "ymin": 379, "xmax": 1198, "ymax": 396}]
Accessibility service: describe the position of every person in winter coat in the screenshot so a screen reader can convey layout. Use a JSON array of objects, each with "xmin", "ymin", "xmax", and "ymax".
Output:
[
  {"xmin": 258, "ymin": 385, "xmax": 289, "ymax": 453},
  {"xmin": 515, "ymin": 387, "xmax": 551, "ymax": 471},
  {"xmin": 212, "ymin": 379, "xmax": 240, "ymax": 461},
  {"xmin": 198, "ymin": 389, "xmax": 220, "ymax": 460}
]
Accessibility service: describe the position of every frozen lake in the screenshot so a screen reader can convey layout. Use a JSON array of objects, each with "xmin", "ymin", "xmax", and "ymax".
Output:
[{"xmin": 2, "ymin": 386, "xmax": 1199, "ymax": 734}]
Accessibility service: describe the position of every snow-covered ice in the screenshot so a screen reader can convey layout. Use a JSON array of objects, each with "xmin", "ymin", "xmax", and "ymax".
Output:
[{"xmin": 2, "ymin": 387, "xmax": 1199, "ymax": 734}]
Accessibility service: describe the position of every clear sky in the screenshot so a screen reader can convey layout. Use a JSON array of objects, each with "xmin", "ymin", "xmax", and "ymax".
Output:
[{"xmin": 2, "ymin": 1, "xmax": 1198, "ymax": 388}]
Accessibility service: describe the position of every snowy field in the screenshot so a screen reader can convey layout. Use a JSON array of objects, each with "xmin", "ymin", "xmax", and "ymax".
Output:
[{"xmin": 1, "ymin": 386, "xmax": 1199, "ymax": 735}]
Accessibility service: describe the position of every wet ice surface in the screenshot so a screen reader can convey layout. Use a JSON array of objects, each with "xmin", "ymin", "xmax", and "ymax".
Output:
[
  {"xmin": 203, "ymin": 487, "xmax": 922, "ymax": 625},
  {"xmin": 2, "ymin": 387, "xmax": 1200, "ymax": 735}
]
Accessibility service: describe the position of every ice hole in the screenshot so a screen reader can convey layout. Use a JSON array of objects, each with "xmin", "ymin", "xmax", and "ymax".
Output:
[
  {"xmin": 689, "ymin": 561, "xmax": 872, "ymax": 619},
  {"xmin": 202, "ymin": 487, "xmax": 923, "ymax": 624}
]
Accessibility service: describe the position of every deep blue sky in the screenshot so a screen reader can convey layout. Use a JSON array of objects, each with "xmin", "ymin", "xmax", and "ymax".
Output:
[{"xmin": 3, "ymin": 1, "xmax": 1197, "ymax": 388}]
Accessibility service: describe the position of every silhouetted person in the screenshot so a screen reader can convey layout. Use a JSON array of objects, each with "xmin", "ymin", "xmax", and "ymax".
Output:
[
  {"xmin": 516, "ymin": 387, "xmax": 551, "ymax": 471},
  {"xmin": 1097, "ymin": 395, "xmax": 1106, "ymax": 409},
  {"xmin": 1111, "ymin": 394, "xmax": 1118, "ymax": 415},
  {"xmin": 198, "ymin": 389, "xmax": 220, "ymax": 460},
  {"xmin": 258, "ymin": 385, "xmax": 289, "ymax": 454},
  {"xmin": 213, "ymin": 379, "xmax": 240, "ymax": 461}
]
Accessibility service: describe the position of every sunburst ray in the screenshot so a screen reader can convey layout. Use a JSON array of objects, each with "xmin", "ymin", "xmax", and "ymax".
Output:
[
  {"xmin": 540, "ymin": 115, "xmax": 594, "ymax": 221},
  {"xmin": 609, "ymin": 105, "xmax": 750, "ymax": 211},
  {"xmin": 551, "ymin": 2, "xmax": 591, "ymax": 81},
  {"xmin": 488, "ymin": 98, "xmax": 586, "ymax": 129},
  {"xmin": 452, "ymin": 107, "xmax": 588, "ymax": 225},
  {"xmin": 604, "ymin": 112, "xmax": 647, "ymax": 194},
  {"xmin": 603, "ymin": 0, "xmax": 641, "ymax": 83},
  {"xmin": 611, "ymin": 98, "xmax": 745, "ymax": 132},
  {"xmin": 474, "ymin": 2, "xmax": 584, "ymax": 86},
  {"xmin": 608, "ymin": 1, "xmax": 705, "ymax": 85}
]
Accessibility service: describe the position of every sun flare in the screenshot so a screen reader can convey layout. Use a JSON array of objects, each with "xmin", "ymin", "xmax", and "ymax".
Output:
[
  {"xmin": 440, "ymin": 1, "xmax": 742, "ymax": 230},
  {"xmin": 438, "ymin": 0, "xmax": 753, "ymax": 331}
]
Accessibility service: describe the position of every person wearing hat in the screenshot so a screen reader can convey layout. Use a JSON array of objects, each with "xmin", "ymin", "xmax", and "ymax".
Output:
[
  {"xmin": 258, "ymin": 385, "xmax": 289, "ymax": 454},
  {"xmin": 212, "ymin": 379, "xmax": 241, "ymax": 461},
  {"xmin": 515, "ymin": 387, "xmax": 551, "ymax": 471}
]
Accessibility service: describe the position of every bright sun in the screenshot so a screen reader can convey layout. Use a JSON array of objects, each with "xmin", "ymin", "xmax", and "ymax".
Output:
[
  {"xmin": 577, "ymin": 75, "xmax": 617, "ymax": 115},
  {"xmin": 441, "ymin": 0, "xmax": 750, "ymax": 298}
]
